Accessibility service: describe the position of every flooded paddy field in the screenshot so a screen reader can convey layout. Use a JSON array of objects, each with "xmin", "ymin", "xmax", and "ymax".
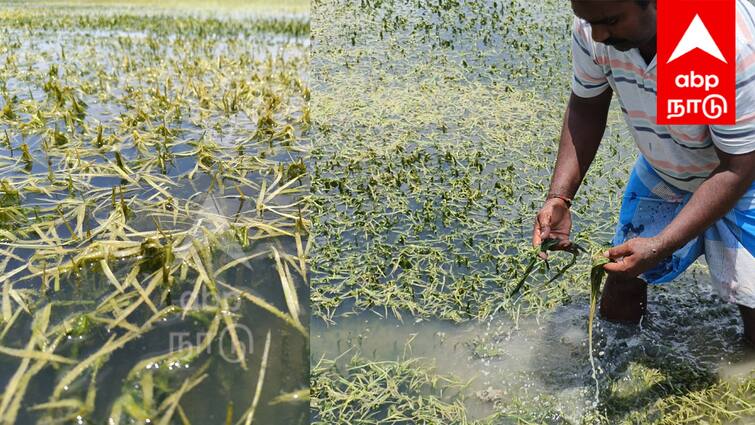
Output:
[
  {"xmin": 0, "ymin": 1, "xmax": 309, "ymax": 424},
  {"xmin": 309, "ymin": 0, "xmax": 754, "ymax": 423}
]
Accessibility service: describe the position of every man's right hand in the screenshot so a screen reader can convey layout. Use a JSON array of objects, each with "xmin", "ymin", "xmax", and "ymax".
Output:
[{"xmin": 532, "ymin": 198, "xmax": 573, "ymax": 259}]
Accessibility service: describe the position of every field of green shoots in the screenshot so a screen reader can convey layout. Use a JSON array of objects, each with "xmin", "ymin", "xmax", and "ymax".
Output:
[
  {"xmin": 309, "ymin": 0, "xmax": 755, "ymax": 423},
  {"xmin": 0, "ymin": 1, "xmax": 309, "ymax": 423}
]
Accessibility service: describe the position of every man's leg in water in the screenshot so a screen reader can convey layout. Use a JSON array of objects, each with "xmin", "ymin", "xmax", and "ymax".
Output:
[
  {"xmin": 599, "ymin": 273, "xmax": 648, "ymax": 323},
  {"xmin": 740, "ymin": 305, "xmax": 755, "ymax": 347},
  {"xmin": 600, "ymin": 275, "xmax": 755, "ymax": 345}
]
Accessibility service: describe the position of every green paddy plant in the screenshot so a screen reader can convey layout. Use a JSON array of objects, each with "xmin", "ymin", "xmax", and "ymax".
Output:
[
  {"xmin": 311, "ymin": 353, "xmax": 489, "ymax": 424},
  {"xmin": 1, "ymin": 97, "xmax": 16, "ymax": 120}
]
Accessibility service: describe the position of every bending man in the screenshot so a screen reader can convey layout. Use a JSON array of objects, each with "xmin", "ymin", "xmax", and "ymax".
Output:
[{"xmin": 533, "ymin": 0, "xmax": 755, "ymax": 345}]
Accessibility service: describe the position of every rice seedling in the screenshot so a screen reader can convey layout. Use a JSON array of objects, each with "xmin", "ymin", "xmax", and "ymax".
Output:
[
  {"xmin": 587, "ymin": 253, "xmax": 611, "ymax": 406},
  {"xmin": 0, "ymin": 1, "xmax": 310, "ymax": 423},
  {"xmin": 508, "ymin": 238, "xmax": 583, "ymax": 298}
]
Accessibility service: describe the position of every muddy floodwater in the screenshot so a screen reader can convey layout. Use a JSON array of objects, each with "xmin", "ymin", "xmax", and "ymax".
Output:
[{"xmin": 314, "ymin": 266, "xmax": 754, "ymax": 422}]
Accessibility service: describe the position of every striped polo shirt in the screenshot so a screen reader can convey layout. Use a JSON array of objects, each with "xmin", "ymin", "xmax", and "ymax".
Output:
[{"xmin": 572, "ymin": 0, "xmax": 755, "ymax": 192}]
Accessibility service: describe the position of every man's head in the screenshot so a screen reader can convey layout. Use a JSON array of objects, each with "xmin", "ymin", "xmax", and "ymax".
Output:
[{"xmin": 571, "ymin": 0, "xmax": 657, "ymax": 52}]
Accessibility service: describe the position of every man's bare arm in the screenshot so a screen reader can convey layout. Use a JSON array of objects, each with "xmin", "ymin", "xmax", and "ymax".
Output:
[
  {"xmin": 548, "ymin": 89, "xmax": 613, "ymax": 199},
  {"xmin": 533, "ymin": 88, "xmax": 613, "ymax": 252},
  {"xmin": 605, "ymin": 148, "xmax": 755, "ymax": 275}
]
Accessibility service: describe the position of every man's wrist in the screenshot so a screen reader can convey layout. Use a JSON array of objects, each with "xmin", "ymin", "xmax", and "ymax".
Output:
[
  {"xmin": 546, "ymin": 193, "xmax": 573, "ymax": 208},
  {"xmin": 653, "ymin": 232, "xmax": 683, "ymax": 257}
]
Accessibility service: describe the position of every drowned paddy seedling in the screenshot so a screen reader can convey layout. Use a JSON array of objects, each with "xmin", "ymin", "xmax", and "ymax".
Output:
[{"xmin": 508, "ymin": 238, "xmax": 612, "ymax": 404}]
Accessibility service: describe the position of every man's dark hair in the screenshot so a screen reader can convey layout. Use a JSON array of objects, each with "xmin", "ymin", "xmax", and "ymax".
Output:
[{"xmin": 635, "ymin": 0, "xmax": 650, "ymax": 8}]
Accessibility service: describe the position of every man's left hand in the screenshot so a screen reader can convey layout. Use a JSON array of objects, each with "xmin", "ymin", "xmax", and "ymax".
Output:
[{"xmin": 602, "ymin": 236, "xmax": 671, "ymax": 277}]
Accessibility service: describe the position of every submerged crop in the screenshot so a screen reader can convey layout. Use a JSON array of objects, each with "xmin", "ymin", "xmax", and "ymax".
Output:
[
  {"xmin": 0, "ymin": 2, "xmax": 310, "ymax": 423},
  {"xmin": 310, "ymin": 0, "xmax": 754, "ymax": 423},
  {"xmin": 310, "ymin": 0, "xmax": 629, "ymax": 323}
]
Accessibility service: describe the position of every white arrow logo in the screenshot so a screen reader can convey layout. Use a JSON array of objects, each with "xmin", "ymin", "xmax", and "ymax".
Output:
[{"xmin": 667, "ymin": 14, "xmax": 727, "ymax": 64}]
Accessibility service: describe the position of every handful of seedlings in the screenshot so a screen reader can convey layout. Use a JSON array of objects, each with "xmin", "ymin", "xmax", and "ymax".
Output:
[
  {"xmin": 510, "ymin": 238, "xmax": 612, "ymax": 402},
  {"xmin": 509, "ymin": 238, "xmax": 586, "ymax": 298}
]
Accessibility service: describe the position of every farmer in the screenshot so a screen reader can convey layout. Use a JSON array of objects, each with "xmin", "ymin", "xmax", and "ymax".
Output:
[{"xmin": 532, "ymin": 0, "xmax": 755, "ymax": 346}]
